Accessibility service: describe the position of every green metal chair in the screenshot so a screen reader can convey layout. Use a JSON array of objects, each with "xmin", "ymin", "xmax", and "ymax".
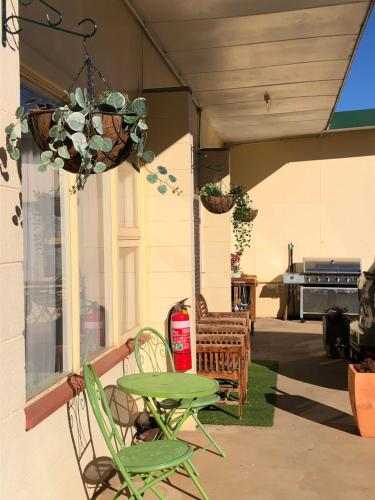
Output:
[
  {"xmin": 83, "ymin": 363, "xmax": 209, "ymax": 499},
  {"xmin": 134, "ymin": 327, "xmax": 225, "ymax": 458}
]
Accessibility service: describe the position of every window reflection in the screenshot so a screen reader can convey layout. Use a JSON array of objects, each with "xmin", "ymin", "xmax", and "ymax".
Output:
[
  {"xmin": 78, "ymin": 175, "xmax": 111, "ymax": 362},
  {"xmin": 23, "ymin": 137, "xmax": 69, "ymax": 399}
]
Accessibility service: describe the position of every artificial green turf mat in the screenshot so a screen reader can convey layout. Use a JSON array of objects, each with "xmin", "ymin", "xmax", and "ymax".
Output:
[{"xmin": 198, "ymin": 360, "xmax": 278, "ymax": 426}]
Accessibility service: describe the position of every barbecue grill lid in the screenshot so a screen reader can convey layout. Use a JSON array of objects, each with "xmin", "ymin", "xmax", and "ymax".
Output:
[{"xmin": 303, "ymin": 258, "xmax": 361, "ymax": 274}]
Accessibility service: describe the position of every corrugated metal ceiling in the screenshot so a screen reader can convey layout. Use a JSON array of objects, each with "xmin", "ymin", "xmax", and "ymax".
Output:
[{"xmin": 130, "ymin": 0, "xmax": 372, "ymax": 144}]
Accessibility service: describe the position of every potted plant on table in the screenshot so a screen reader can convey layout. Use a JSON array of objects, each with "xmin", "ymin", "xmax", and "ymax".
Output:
[
  {"xmin": 348, "ymin": 358, "xmax": 375, "ymax": 437},
  {"xmin": 4, "ymin": 88, "xmax": 180, "ymax": 194}
]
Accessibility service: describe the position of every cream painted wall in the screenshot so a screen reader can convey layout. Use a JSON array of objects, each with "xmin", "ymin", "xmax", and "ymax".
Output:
[
  {"xmin": 230, "ymin": 130, "xmax": 375, "ymax": 317},
  {"xmin": 0, "ymin": 1, "xmax": 25, "ymax": 497},
  {"xmin": 142, "ymin": 89, "xmax": 197, "ymax": 369}
]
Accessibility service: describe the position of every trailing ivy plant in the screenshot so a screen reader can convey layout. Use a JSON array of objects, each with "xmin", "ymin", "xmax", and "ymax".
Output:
[
  {"xmin": 4, "ymin": 87, "xmax": 181, "ymax": 194},
  {"xmin": 231, "ymin": 185, "xmax": 253, "ymax": 255}
]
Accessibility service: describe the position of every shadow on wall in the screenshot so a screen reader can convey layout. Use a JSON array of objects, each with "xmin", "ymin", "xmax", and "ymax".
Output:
[
  {"xmin": 259, "ymin": 274, "xmax": 286, "ymax": 319},
  {"xmin": 260, "ymin": 265, "xmax": 302, "ymax": 319},
  {"xmin": 67, "ymin": 375, "xmax": 117, "ymax": 500},
  {"xmin": 0, "ymin": 145, "xmax": 23, "ymax": 227},
  {"xmin": 231, "ymin": 129, "xmax": 375, "ymax": 190}
]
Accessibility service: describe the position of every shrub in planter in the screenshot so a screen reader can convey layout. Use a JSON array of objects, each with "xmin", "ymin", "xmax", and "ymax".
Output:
[
  {"xmin": 348, "ymin": 359, "xmax": 375, "ymax": 437},
  {"xmin": 322, "ymin": 306, "xmax": 350, "ymax": 358},
  {"xmin": 4, "ymin": 88, "xmax": 181, "ymax": 194},
  {"xmin": 200, "ymin": 182, "xmax": 235, "ymax": 214}
]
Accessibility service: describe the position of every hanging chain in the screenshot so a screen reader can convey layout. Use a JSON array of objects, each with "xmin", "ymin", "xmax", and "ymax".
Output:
[{"xmin": 63, "ymin": 39, "xmax": 112, "ymax": 103}]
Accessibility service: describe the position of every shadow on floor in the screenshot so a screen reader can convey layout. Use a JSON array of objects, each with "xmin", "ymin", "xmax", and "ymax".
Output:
[
  {"xmin": 266, "ymin": 387, "xmax": 357, "ymax": 435},
  {"xmin": 252, "ymin": 329, "xmax": 348, "ymax": 390}
]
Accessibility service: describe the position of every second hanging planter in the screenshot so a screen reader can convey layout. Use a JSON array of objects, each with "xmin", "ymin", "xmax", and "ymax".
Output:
[{"xmin": 200, "ymin": 194, "xmax": 235, "ymax": 214}]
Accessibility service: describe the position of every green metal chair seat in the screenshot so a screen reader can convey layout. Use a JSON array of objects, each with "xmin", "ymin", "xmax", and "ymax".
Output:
[
  {"xmin": 160, "ymin": 393, "xmax": 220, "ymax": 410},
  {"xmin": 116, "ymin": 440, "xmax": 192, "ymax": 473}
]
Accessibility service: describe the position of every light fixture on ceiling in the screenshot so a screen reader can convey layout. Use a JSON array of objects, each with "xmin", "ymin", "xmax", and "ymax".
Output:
[{"xmin": 264, "ymin": 92, "xmax": 271, "ymax": 112}]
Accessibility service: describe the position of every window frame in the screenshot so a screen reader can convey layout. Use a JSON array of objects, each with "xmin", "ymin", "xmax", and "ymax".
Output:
[{"xmin": 115, "ymin": 165, "xmax": 144, "ymax": 343}]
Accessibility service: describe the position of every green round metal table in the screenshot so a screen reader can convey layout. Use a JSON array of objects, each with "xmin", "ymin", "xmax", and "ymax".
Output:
[
  {"xmin": 117, "ymin": 372, "xmax": 218, "ymax": 400},
  {"xmin": 117, "ymin": 372, "xmax": 218, "ymax": 444}
]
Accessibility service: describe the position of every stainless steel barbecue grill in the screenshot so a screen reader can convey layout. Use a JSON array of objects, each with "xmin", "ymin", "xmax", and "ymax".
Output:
[{"xmin": 300, "ymin": 258, "xmax": 361, "ymax": 320}]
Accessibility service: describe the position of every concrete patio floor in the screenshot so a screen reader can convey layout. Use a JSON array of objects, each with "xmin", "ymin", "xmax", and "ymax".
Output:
[{"xmin": 99, "ymin": 319, "xmax": 375, "ymax": 500}]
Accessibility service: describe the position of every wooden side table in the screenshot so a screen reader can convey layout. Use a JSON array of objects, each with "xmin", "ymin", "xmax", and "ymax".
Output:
[{"xmin": 231, "ymin": 274, "xmax": 258, "ymax": 334}]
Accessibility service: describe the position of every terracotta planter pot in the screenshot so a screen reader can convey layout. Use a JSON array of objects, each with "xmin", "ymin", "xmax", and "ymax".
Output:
[
  {"xmin": 28, "ymin": 108, "xmax": 134, "ymax": 174},
  {"xmin": 200, "ymin": 195, "xmax": 235, "ymax": 214},
  {"xmin": 348, "ymin": 363, "xmax": 375, "ymax": 437}
]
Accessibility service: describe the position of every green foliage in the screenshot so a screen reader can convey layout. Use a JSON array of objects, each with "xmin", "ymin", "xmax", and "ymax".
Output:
[
  {"xmin": 157, "ymin": 166, "xmax": 168, "ymax": 175},
  {"xmin": 41, "ymin": 151, "xmax": 53, "ymax": 162},
  {"xmin": 15, "ymin": 106, "xmax": 25, "ymax": 119},
  {"xmin": 4, "ymin": 86, "xmax": 181, "ymax": 195},
  {"xmin": 92, "ymin": 115, "xmax": 103, "ymax": 134},
  {"xmin": 131, "ymin": 97, "xmax": 148, "ymax": 117},
  {"xmin": 93, "ymin": 162, "xmax": 106, "ymax": 173},
  {"xmin": 106, "ymin": 92, "xmax": 126, "ymax": 110},
  {"xmin": 142, "ymin": 151, "xmax": 155, "ymax": 163},
  {"xmin": 52, "ymin": 158, "xmax": 64, "ymax": 170},
  {"xmin": 130, "ymin": 132, "xmax": 139, "ymax": 143},
  {"xmin": 89, "ymin": 135, "xmax": 104, "ymax": 151},
  {"xmin": 67, "ymin": 112, "xmax": 85, "ymax": 132},
  {"xmin": 146, "ymin": 173, "xmax": 158, "ymax": 184},
  {"xmin": 101, "ymin": 136, "xmax": 112, "ymax": 152},
  {"xmin": 231, "ymin": 185, "xmax": 254, "ymax": 254},
  {"xmin": 21, "ymin": 119, "xmax": 29, "ymax": 134},
  {"xmin": 58, "ymin": 145, "xmax": 70, "ymax": 159},
  {"xmin": 200, "ymin": 182, "xmax": 223, "ymax": 197}
]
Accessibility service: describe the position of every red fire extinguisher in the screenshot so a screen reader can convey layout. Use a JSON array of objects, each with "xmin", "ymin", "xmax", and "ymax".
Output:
[
  {"xmin": 170, "ymin": 298, "xmax": 192, "ymax": 372},
  {"xmin": 81, "ymin": 302, "xmax": 105, "ymax": 360}
]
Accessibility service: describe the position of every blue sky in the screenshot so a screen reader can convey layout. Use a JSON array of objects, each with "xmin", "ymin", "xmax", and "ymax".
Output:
[{"xmin": 336, "ymin": 6, "xmax": 375, "ymax": 111}]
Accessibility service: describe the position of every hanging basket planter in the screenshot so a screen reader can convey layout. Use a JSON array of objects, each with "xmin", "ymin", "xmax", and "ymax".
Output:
[
  {"xmin": 28, "ymin": 108, "xmax": 134, "ymax": 174},
  {"xmin": 241, "ymin": 208, "xmax": 258, "ymax": 222},
  {"xmin": 4, "ymin": 51, "xmax": 182, "ymax": 195},
  {"xmin": 200, "ymin": 194, "xmax": 235, "ymax": 214}
]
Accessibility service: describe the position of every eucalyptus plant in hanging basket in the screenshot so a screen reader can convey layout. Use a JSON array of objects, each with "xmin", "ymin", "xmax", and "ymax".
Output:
[
  {"xmin": 200, "ymin": 182, "xmax": 235, "ymax": 214},
  {"xmin": 4, "ymin": 87, "xmax": 181, "ymax": 194}
]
